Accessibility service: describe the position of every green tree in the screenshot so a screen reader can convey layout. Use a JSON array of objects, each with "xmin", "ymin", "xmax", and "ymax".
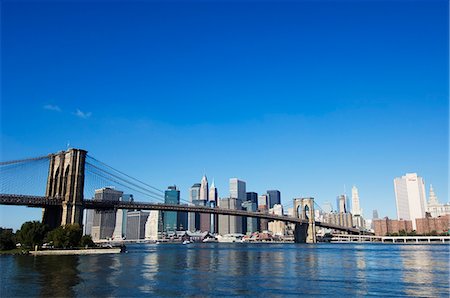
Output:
[
  {"xmin": 46, "ymin": 224, "xmax": 82, "ymax": 248},
  {"xmin": 80, "ymin": 235, "xmax": 95, "ymax": 248},
  {"xmin": 0, "ymin": 228, "xmax": 16, "ymax": 250},
  {"xmin": 16, "ymin": 221, "xmax": 49, "ymax": 248}
]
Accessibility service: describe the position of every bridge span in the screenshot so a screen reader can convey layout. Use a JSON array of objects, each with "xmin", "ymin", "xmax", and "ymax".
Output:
[{"xmin": 0, "ymin": 193, "xmax": 361, "ymax": 234}]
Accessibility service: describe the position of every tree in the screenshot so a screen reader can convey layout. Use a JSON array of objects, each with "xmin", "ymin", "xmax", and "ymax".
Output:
[
  {"xmin": 80, "ymin": 235, "xmax": 95, "ymax": 248},
  {"xmin": 0, "ymin": 228, "xmax": 16, "ymax": 250},
  {"xmin": 16, "ymin": 221, "xmax": 49, "ymax": 249},
  {"xmin": 46, "ymin": 224, "xmax": 82, "ymax": 248}
]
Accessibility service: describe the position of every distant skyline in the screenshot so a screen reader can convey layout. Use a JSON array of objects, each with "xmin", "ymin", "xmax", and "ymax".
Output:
[{"xmin": 1, "ymin": 0, "xmax": 448, "ymax": 230}]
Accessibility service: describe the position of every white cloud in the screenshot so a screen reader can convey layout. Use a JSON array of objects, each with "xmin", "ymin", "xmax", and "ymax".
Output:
[
  {"xmin": 74, "ymin": 109, "xmax": 92, "ymax": 119},
  {"xmin": 43, "ymin": 104, "xmax": 61, "ymax": 112}
]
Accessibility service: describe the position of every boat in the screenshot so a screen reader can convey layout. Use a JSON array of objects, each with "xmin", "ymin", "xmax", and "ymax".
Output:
[
  {"xmin": 217, "ymin": 234, "xmax": 244, "ymax": 243},
  {"xmin": 182, "ymin": 240, "xmax": 191, "ymax": 245}
]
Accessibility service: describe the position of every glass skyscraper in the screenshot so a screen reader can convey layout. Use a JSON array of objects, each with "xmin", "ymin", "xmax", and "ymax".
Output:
[{"xmin": 163, "ymin": 185, "xmax": 180, "ymax": 232}]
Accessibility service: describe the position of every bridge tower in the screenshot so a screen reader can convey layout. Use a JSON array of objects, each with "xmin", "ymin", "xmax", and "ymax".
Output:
[
  {"xmin": 42, "ymin": 148, "xmax": 87, "ymax": 229},
  {"xmin": 293, "ymin": 197, "xmax": 316, "ymax": 243}
]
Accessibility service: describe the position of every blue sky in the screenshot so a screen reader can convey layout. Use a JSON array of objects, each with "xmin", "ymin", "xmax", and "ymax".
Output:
[{"xmin": 1, "ymin": 0, "xmax": 448, "ymax": 230}]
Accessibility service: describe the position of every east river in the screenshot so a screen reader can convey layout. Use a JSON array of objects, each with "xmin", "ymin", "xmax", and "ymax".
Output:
[{"xmin": 1, "ymin": 243, "xmax": 449, "ymax": 297}]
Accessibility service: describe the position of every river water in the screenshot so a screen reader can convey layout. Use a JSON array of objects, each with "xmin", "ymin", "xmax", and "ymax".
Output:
[{"xmin": 1, "ymin": 243, "xmax": 449, "ymax": 297}]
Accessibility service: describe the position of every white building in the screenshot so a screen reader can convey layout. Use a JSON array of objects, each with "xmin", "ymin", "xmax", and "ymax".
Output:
[
  {"xmin": 426, "ymin": 185, "xmax": 450, "ymax": 218},
  {"xmin": 229, "ymin": 178, "xmax": 246, "ymax": 202},
  {"xmin": 145, "ymin": 210, "xmax": 160, "ymax": 241},
  {"xmin": 351, "ymin": 186, "xmax": 364, "ymax": 228},
  {"xmin": 199, "ymin": 175, "xmax": 209, "ymax": 201},
  {"xmin": 268, "ymin": 204, "xmax": 285, "ymax": 236},
  {"xmin": 394, "ymin": 173, "xmax": 427, "ymax": 230}
]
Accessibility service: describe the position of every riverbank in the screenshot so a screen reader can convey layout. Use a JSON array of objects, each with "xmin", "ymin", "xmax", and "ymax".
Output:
[{"xmin": 29, "ymin": 248, "xmax": 122, "ymax": 255}]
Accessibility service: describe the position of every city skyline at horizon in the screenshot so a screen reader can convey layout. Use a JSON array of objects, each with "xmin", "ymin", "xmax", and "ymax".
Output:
[{"xmin": 1, "ymin": 0, "xmax": 448, "ymax": 230}]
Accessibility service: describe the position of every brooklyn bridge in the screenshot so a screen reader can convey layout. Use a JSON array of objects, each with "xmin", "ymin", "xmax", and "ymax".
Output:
[{"xmin": 0, "ymin": 148, "xmax": 363, "ymax": 243}]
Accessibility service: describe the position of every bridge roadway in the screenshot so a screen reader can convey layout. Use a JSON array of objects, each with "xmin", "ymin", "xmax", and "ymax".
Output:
[{"xmin": 0, "ymin": 194, "xmax": 361, "ymax": 233}]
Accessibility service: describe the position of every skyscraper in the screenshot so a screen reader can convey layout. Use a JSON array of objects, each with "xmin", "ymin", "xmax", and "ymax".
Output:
[
  {"xmin": 126, "ymin": 210, "xmax": 149, "ymax": 240},
  {"xmin": 163, "ymin": 185, "xmax": 180, "ymax": 232},
  {"xmin": 337, "ymin": 195, "xmax": 347, "ymax": 213},
  {"xmin": 112, "ymin": 194, "xmax": 134, "ymax": 240},
  {"xmin": 426, "ymin": 184, "xmax": 450, "ymax": 218},
  {"xmin": 267, "ymin": 190, "xmax": 281, "ymax": 208},
  {"xmin": 246, "ymin": 192, "xmax": 258, "ymax": 204},
  {"xmin": 209, "ymin": 180, "xmax": 218, "ymax": 203},
  {"xmin": 372, "ymin": 209, "xmax": 379, "ymax": 220},
  {"xmin": 230, "ymin": 178, "xmax": 246, "ymax": 201},
  {"xmin": 394, "ymin": 173, "xmax": 427, "ymax": 230},
  {"xmin": 242, "ymin": 200, "xmax": 258, "ymax": 234},
  {"xmin": 209, "ymin": 180, "xmax": 218, "ymax": 233},
  {"xmin": 189, "ymin": 183, "xmax": 201, "ymax": 231},
  {"xmin": 145, "ymin": 210, "xmax": 162, "ymax": 241},
  {"xmin": 351, "ymin": 186, "xmax": 361, "ymax": 216},
  {"xmin": 199, "ymin": 175, "xmax": 209, "ymax": 201},
  {"xmin": 91, "ymin": 187, "xmax": 123, "ymax": 241}
]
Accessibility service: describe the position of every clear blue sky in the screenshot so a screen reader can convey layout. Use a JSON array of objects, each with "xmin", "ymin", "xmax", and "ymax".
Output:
[{"xmin": 1, "ymin": 0, "xmax": 448, "ymax": 230}]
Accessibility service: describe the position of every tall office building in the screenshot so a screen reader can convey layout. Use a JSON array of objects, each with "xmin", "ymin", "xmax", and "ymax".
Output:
[
  {"xmin": 83, "ymin": 209, "xmax": 94, "ymax": 236},
  {"xmin": 189, "ymin": 183, "xmax": 201, "ymax": 231},
  {"xmin": 112, "ymin": 194, "xmax": 134, "ymax": 240},
  {"xmin": 91, "ymin": 187, "xmax": 123, "ymax": 241},
  {"xmin": 372, "ymin": 209, "xmax": 379, "ymax": 220},
  {"xmin": 242, "ymin": 200, "xmax": 258, "ymax": 234},
  {"xmin": 246, "ymin": 192, "xmax": 258, "ymax": 204},
  {"xmin": 351, "ymin": 186, "xmax": 361, "ymax": 216},
  {"xmin": 230, "ymin": 178, "xmax": 246, "ymax": 201},
  {"xmin": 267, "ymin": 190, "xmax": 281, "ymax": 208},
  {"xmin": 394, "ymin": 173, "xmax": 427, "ymax": 230},
  {"xmin": 268, "ymin": 204, "xmax": 285, "ymax": 236},
  {"xmin": 163, "ymin": 186, "xmax": 180, "ymax": 232},
  {"xmin": 145, "ymin": 210, "xmax": 161, "ymax": 241},
  {"xmin": 126, "ymin": 211, "xmax": 149, "ymax": 240},
  {"xmin": 258, "ymin": 194, "xmax": 269, "ymax": 211},
  {"xmin": 209, "ymin": 180, "xmax": 218, "ymax": 203},
  {"xmin": 199, "ymin": 175, "xmax": 209, "ymax": 201},
  {"xmin": 218, "ymin": 197, "xmax": 242, "ymax": 235},
  {"xmin": 337, "ymin": 195, "xmax": 348, "ymax": 213}
]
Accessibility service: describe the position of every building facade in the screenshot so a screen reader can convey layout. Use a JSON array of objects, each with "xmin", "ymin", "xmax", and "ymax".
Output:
[
  {"xmin": 163, "ymin": 185, "xmax": 180, "ymax": 232},
  {"xmin": 426, "ymin": 185, "xmax": 450, "ymax": 218},
  {"xmin": 373, "ymin": 217, "xmax": 413, "ymax": 236},
  {"xmin": 267, "ymin": 190, "xmax": 281, "ymax": 208},
  {"xmin": 394, "ymin": 173, "xmax": 427, "ymax": 230},
  {"xmin": 126, "ymin": 211, "xmax": 149, "ymax": 240},
  {"xmin": 91, "ymin": 187, "xmax": 123, "ymax": 241},
  {"xmin": 218, "ymin": 197, "xmax": 242, "ymax": 235}
]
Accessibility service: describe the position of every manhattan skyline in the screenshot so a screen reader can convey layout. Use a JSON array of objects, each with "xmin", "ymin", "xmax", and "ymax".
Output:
[{"xmin": 1, "ymin": 0, "xmax": 448, "ymax": 230}]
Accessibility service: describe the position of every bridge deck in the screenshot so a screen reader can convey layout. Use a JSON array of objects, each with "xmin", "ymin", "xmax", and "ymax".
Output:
[{"xmin": 0, "ymin": 194, "xmax": 361, "ymax": 233}]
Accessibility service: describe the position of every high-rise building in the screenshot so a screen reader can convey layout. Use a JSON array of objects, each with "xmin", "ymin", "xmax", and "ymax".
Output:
[
  {"xmin": 351, "ymin": 186, "xmax": 361, "ymax": 216},
  {"xmin": 189, "ymin": 183, "xmax": 201, "ymax": 231},
  {"xmin": 230, "ymin": 178, "xmax": 246, "ymax": 202},
  {"xmin": 426, "ymin": 185, "xmax": 450, "ymax": 218},
  {"xmin": 337, "ymin": 195, "xmax": 348, "ymax": 213},
  {"xmin": 246, "ymin": 192, "xmax": 258, "ymax": 204},
  {"xmin": 267, "ymin": 190, "xmax": 281, "ymax": 208},
  {"xmin": 91, "ymin": 187, "xmax": 123, "ymax": 241},
  {"xmin": 112, "ymin": 194, "xmax": 134, "ymax": 240},
  {"xmin": 209, "ymin": 180, "xmax": 218, "ymax": 203},
  {"xmin": 268, "ymin": 204, "xmax": 285, "ymax": 236},
  {"xmin": 242, "ymin": 201, "xmax": 258, "ymax": 234},
  {"xmin": 126, "ymin": 211, "xmax": 149, "ymax": 240},
  {"xmin": 258, "ymin": 194, "xmax": 269, "ymax": 211},
  {"xmin": 163, "ymin": 186, "xmax": 180, "ymax": 232},
  {"xmin": 394, "ymin": 173, "xmax": 427, "ymax": 230},
  {"xmin": 145, "ymin": 210, "xmax": 162, "ymax": 241},
  {"xmin": 199, "ymin": 175, "xmax": 209, "ymax": 201},
  {"xmin": 218, "ymin": 197, "xmax": 242, "ymax": 235}
]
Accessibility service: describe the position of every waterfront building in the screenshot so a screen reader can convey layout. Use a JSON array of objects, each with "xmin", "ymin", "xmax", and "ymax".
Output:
[
  {"xmin": 188, "ymin": 183, "xmax": 201, "ymax": 231},
  {"xmin": 177, "ymin": 206, "xmax": 188, "ymax": 231},
  {"xmin": 163, "ymin": 185, "xmax": 180, "ymax": 232},
  {"xmin": 415, "ymin": 214, "xmax": 450, "ymax": 235},
  {"xmin": 268, "ymin": 204, "xmax": 285, "ymax": 236},
  {"xmin": 145, "ymin": 210, "xmax": 161, "ymax": 241},
  {"xmin": 126, "ymin": 210, "xmax": 149, "ymax": 240},
  {"xmin": 218, "ymin": 197, "xmax": 242, "ymax": 235},
  {"xmin": 373, "ymin": 217, "xmax": 413, "ymax": 236},
  {"xmin": 246, "ymin": 192, "xmax": 258, "ymax": 204},
  {"xmin": 200, "ymin": 175, "xmax": 209, "ymax": 201},
  {"xmin": 242, "ymin": 200, "xmax": 258, "ymax": 234},
  {"xmin": 112, "ymin": 194, "xmax": 134, "ymax": 240},
  {"xmin": 394, "ymin": 173, "xmax": 427, "ymax": 230},
  {"xmin": 267, "ymin": 190, "xmax": 281, "ymax": 208},
  {"xmin": 83, "ymin": 209, "xmax": 94, "ymax": 236},
  {"xmin": 91, "ymin": 187, "xmax": 123, "ymax": 241},
  {"xmin": 426, "ymin": 185, "xmax": 450, "ymax": 218}
]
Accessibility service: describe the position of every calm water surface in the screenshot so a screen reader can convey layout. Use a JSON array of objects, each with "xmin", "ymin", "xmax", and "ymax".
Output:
[{"xmin": 1, "ymin": 243, "xmax": 449, "ymax": 297}]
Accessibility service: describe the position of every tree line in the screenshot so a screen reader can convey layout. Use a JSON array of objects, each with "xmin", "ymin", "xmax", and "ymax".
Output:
[{"xmin": 0, "ymin": 221, "xmax": 95, "ymax": 251}]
